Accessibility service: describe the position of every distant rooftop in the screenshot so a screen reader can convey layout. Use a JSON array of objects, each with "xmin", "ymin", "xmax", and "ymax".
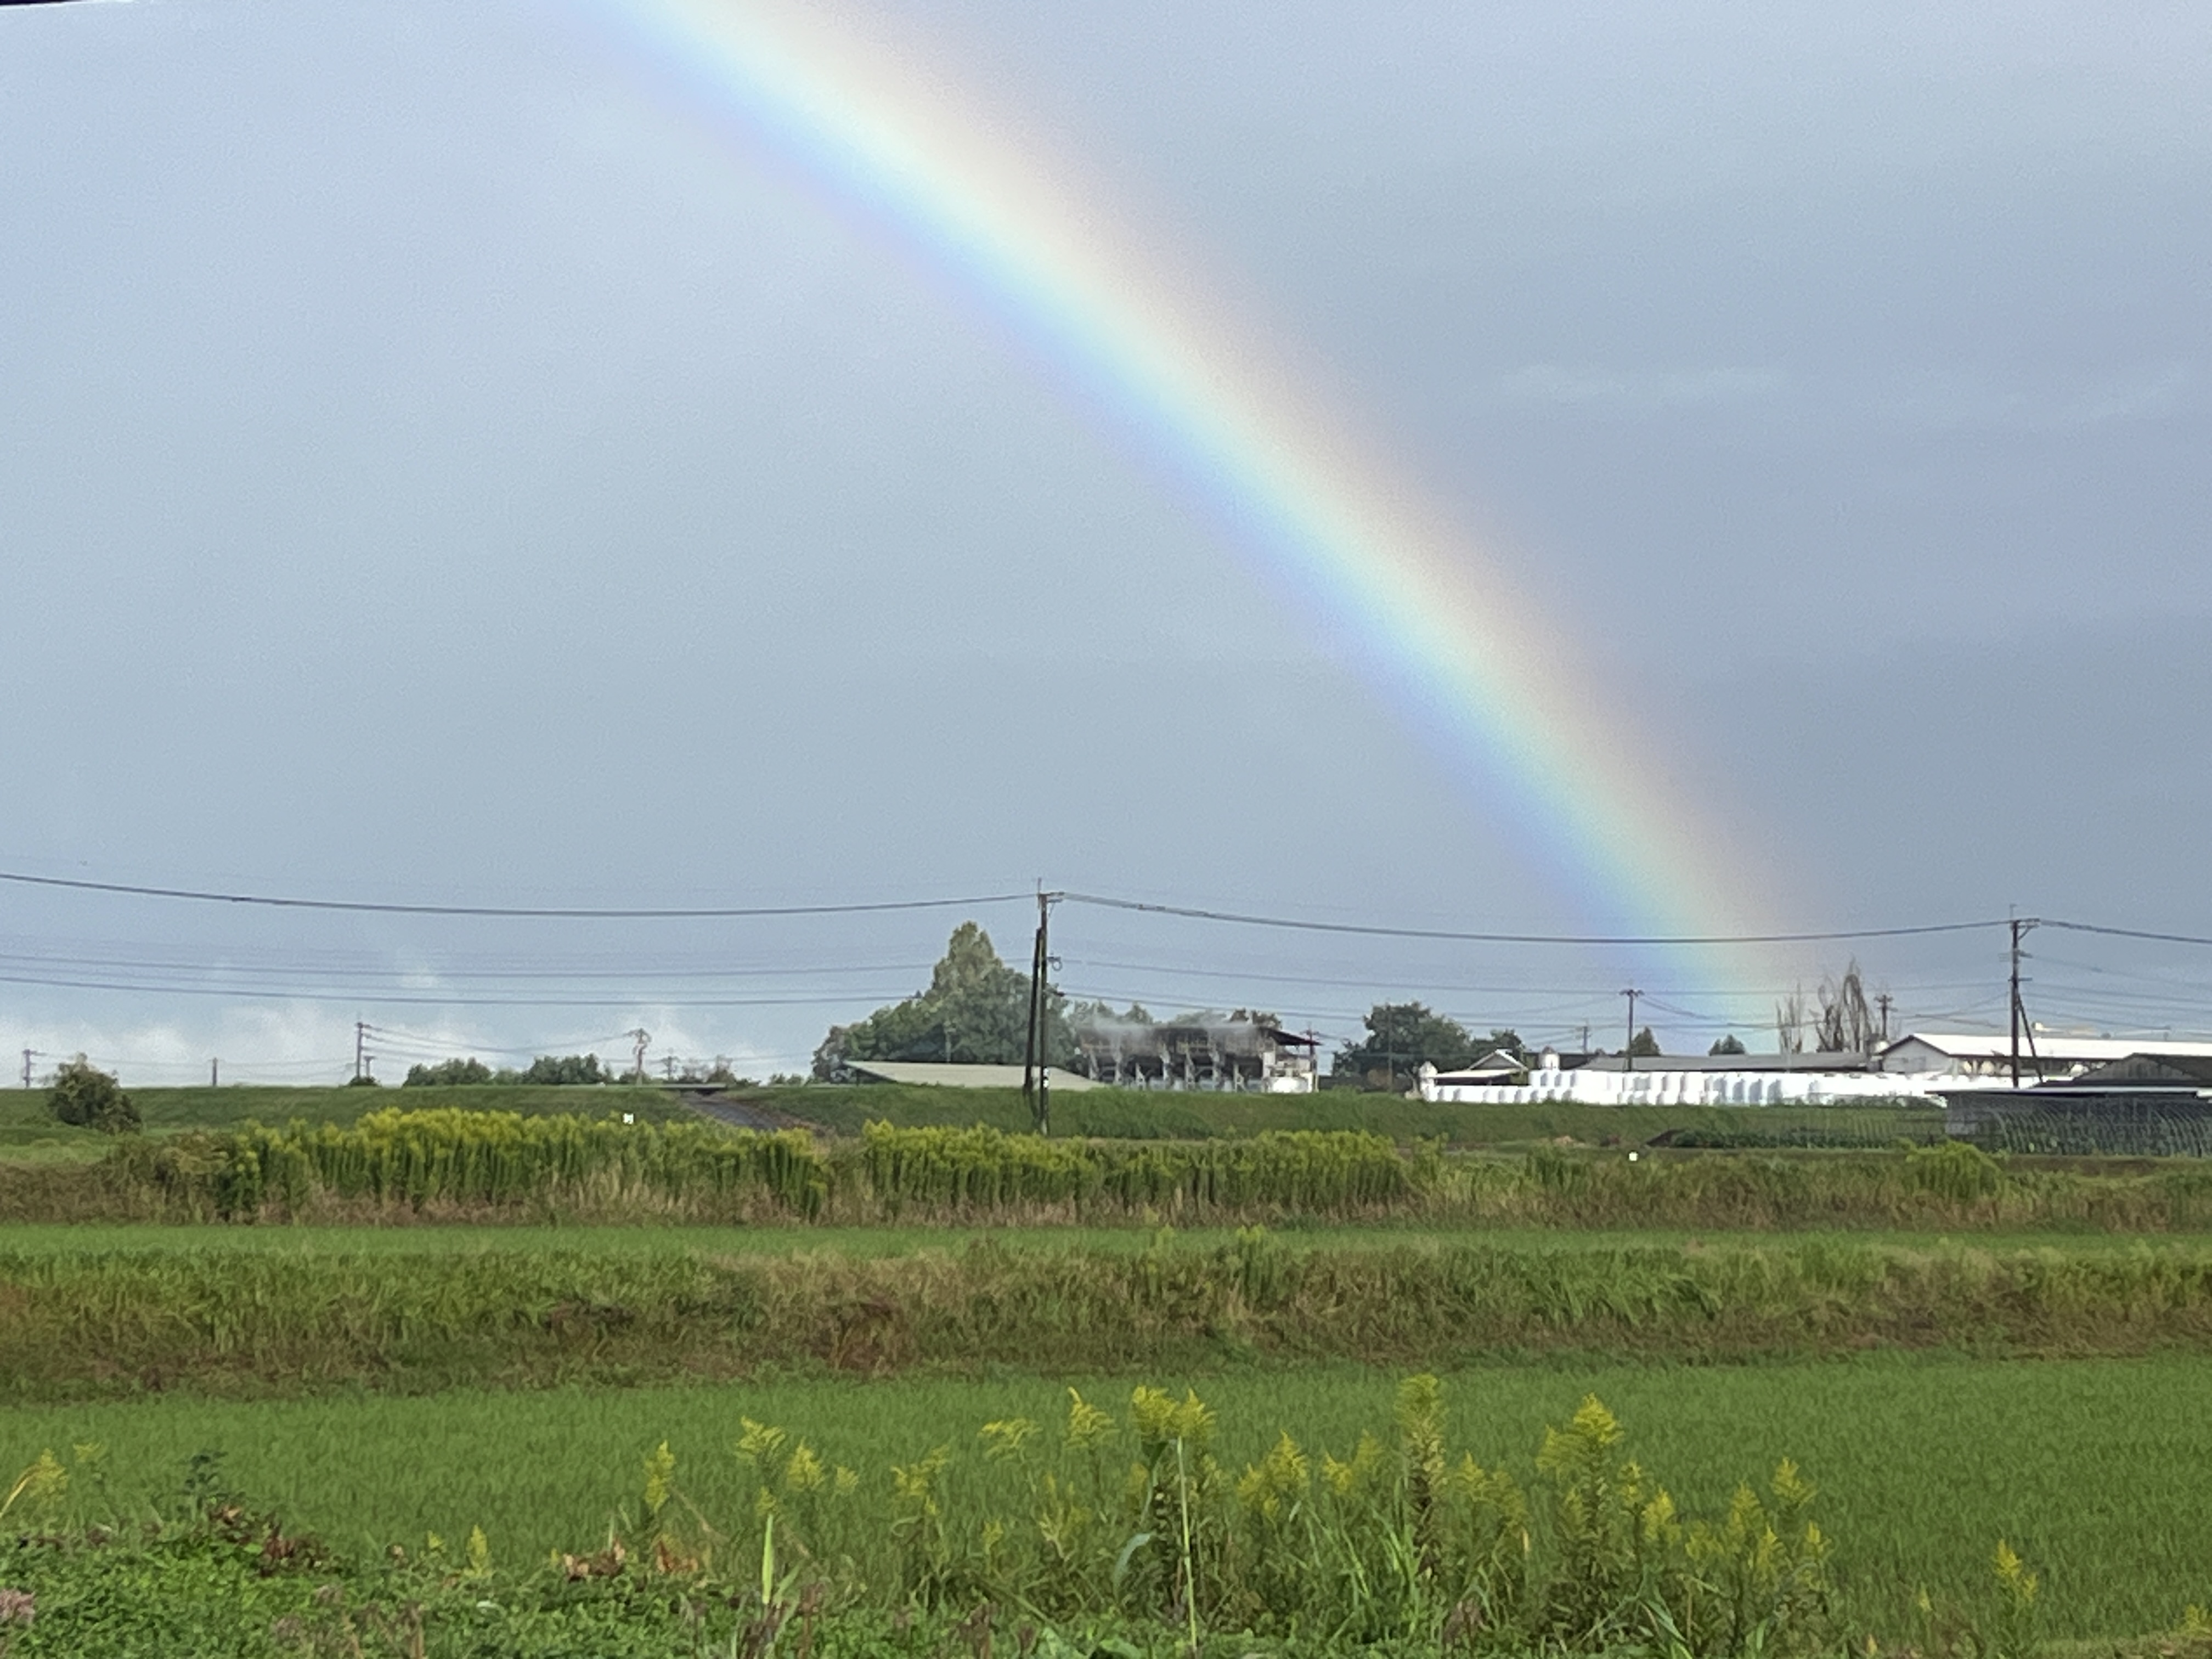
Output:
[
  {"xmin": 1575, "ymin": 1050, "xmax": 1868, "ymax": 1074},
  {"xmin": 840, "ymin": 1060, "xmax": 1099, "ymax": 1091},
  {"xmin": 1882, "ymin": 1032, "xmax": 2212, "ymax": 1068}
]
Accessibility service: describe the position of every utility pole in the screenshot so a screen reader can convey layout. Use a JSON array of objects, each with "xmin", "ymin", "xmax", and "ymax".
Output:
[
  {"xmin": 2007, "ymin": 917, "xmax": 2041, "ymax": 1087},
  {"xmin": 1621, "ymin": 989, "xmax": 1641, "ymax": 1071},
  {"xmin": 1876, "ymin": 994, "xmax": 1893, "ymax": 1046},
  {"xmin": 661, "ymin": 1054, "xmax": 677, "ymax": 1082},
  {"xmin": 354, "ymin": 1021, "xmax": 366, "ymax": 1083},
  {"xmin": 211, "ymin": 1058, "xmax": 219, "ymax": 1088},
  {"xmin": 628, "ymin": 1028, "xmax": 651, "ymax": 1085},
  {"xmin": 20, "ymin": 1049, "xmax": 30, "ymax": 1090},
  {"xmin": 1022, "ymin": 891, "xmax": 1055, "ymax": 1135}
]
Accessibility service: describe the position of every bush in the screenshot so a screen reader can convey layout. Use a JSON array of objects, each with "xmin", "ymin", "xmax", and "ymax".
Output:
[{"xmin": 47, "ymin": 1055, "xmax": 140, "ymax": 1135}]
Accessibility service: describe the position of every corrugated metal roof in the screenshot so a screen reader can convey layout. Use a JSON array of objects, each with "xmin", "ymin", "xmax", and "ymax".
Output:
[
  {"xmin": 1579, "ymin": 1050, "xmax": 1868, "ymax": 1073},
  {"xmin": 1883, "ymin": 1032, "xmax": 2212, "ymax": 1064},
  {"xmin": 841, "ymin": 1060, "xmax": 1101, "ymax": 1090}
]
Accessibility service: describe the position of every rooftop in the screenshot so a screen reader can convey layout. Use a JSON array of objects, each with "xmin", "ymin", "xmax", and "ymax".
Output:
[{"xmin": 840, "ymin": 1059, "xmax": 1100, "ymax": 1091}]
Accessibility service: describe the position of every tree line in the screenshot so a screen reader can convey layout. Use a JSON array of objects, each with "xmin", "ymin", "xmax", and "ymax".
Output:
[{"xmin": 403, "ymin": 1053, "xmax": 625, "ymax": 1088}]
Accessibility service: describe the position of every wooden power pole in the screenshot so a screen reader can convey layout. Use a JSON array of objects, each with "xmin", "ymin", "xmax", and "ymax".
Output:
[{"xmin": 1022, "ymin": 891, "xmax": 1055, "ymax": 1136}]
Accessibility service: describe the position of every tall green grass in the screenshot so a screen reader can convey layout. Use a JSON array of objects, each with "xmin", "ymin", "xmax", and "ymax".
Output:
[
  {"xmin": 7, "ymin": 1231, "xmax": 2212, "ymax": 1397},
  {"xmin": 14, "ymin": 1109, "xmax": 2212, "ymax": 1233}
]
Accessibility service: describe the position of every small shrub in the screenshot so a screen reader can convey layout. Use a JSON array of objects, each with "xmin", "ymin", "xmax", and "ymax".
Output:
[{"xmin": 47, "ymin": 1056, "xmax": 138, "ymax": 1135}]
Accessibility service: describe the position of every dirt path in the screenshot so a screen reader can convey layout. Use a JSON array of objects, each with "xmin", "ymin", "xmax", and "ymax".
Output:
[{"xmin": 673, "ymin": 1087, "xmax": 819, "ymax": 1133}]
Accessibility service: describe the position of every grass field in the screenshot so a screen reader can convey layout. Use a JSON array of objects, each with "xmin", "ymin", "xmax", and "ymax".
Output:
[{"xmin": 4, "ymin": 1357, "xmax": 2204, "ymax": 1639}]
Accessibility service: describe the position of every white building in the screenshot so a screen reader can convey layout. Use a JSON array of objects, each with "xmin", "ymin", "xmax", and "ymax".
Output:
[{"xmin": 1421, "ymin": 1062, "xmax": 1931, "ymax": 1107}]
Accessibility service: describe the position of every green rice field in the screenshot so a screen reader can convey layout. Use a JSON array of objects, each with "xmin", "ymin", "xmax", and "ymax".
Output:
[{"xmin": 4, "ymin": 1357, "xmax": 2206, "ymax": 1639}]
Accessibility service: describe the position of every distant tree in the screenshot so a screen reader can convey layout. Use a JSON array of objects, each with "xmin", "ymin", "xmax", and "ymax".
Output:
[
  {"xmin": 1483, "ymin": 1029, "xmax": 1528, "ymax": 1062},
  {"xmin": 1814, "ymin": 960, "xmax": 1880, "ymax": 1053},
  {"xmin": 519, "ymin": 1053, "xmax": 609, "ymax": 1086},
  {"xmin": 49, "ymin": 1055, "xmax": 139, "ymax": 1134},
  {"xmin": 346, "ymin": 1074, "xmax": 383, "ymax": 1088},
  {"xmin": 1333, "ymin": 1002, "xmax": 1478, "ymax": 1091},
  {"xmin": 1709, "ymin": 1033, "xmax": 1748, "ymax": 1056},
  {"xmin": 815, "ymin": 922, "xmax": 1069, "ymax": 1077},
  {"xmin": 1628, "ymin": 1026, "xmax": 1662, "ymax": 1057},
  {"xmin": 403, "ymin": 1058, "xmax": 494, "ymax": 1087},
  {"xmin": 1774, "ymin": 988, "xmax": 1808, "ymax": 1054}
]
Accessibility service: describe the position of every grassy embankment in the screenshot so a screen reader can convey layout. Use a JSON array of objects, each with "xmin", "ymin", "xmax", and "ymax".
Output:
[
  {"xmin": 742, "ymin": 1081, "xmax": 1945, "ymax": 1148},
  {"xmin": 0, "ymin": 1078, "xmax": 1944, "ymax": 1162}
]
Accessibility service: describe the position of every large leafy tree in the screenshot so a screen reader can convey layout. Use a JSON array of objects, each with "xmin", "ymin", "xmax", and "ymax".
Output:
[
  {"xmin": 815, "ymin": 922, "xmax": 1069, "ymax": 1077},
  {"xmin": 1333, "ymin": 1002, "xmax": 1480, "ymax": 1090}
]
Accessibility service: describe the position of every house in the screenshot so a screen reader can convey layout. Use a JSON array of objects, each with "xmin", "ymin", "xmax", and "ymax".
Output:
[{"xmin": 1073, "ymin": 1019, "xmax": 1318, "ymax": 1092}]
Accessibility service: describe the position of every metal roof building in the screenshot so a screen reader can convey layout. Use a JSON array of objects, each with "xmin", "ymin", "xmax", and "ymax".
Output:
[{"xmin": 1878, "ymin": 1032, "xmax": 2212, "ymax": 1077}]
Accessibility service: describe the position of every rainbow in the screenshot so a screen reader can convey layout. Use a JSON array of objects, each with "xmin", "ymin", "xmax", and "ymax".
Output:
[{"xmin": 578, "ymin": 0, "xmax": 1793, "ymax": 1004}]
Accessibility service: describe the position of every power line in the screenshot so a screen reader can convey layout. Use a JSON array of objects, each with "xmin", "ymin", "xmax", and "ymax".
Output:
[
  {"xmin": 0, "ymin": 865, "xmax": 2006, "ymax": 943},
  {"xmin": 0, "ymin": 869, "xmax": 1030, "ymax": 919},
  {"xmin": 2044, "ymin": 919, "xmax": 2212, "ymax": 950},
  {"xmin": 1058, "ymin": 891, "xmax": 2007, "ymax": 947},
  {"xmin": 0, "ymin": 950, "xmax": 937, "ymax": 984},
  {"xmin": 362, "ymin": 1023, "xmax": 636, "ymax": 1058},
  {"xmin": 0, "ymin": 972, "xmax": 923, "ymax": 1008}
]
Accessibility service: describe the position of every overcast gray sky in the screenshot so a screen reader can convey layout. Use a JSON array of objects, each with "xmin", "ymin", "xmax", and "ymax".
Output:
[{"xmin": 3, "ymin": 0, "xmax": 2208, "ymax": 1080}]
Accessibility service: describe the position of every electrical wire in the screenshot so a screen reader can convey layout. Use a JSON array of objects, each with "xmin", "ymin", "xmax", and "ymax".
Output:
[
  {"xmin": 0, "ymin": 866, "xmax": 2019, "ymax": 945},
  {"xmin": 0, "ymin": 869, "xmax": 1031, "ymax": 919},
  {"xmin": 2044, "ymin": 919, "xmax": 2212, "ymax": 949},
  {"xmin": 1059, "ymin": 891, "xmax": 2007, "ymax": 946},
  {"xmin": 0, "ymin": 972, "xmax": 928, "ymax": 1009}
]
